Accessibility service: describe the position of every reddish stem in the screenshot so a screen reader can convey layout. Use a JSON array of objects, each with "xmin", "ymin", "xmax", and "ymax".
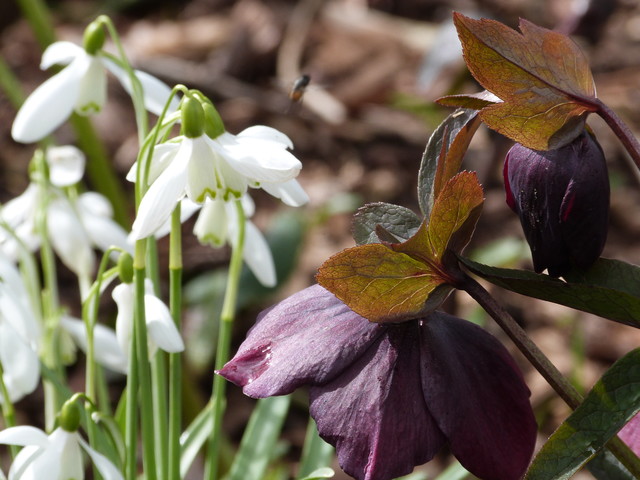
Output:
[{"xmin": 596, "ymin": 98, "xmax": 640, "ymax": 171}]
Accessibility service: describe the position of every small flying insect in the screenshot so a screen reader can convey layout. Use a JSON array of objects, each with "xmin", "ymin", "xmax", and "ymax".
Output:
[{"xmin": 288, "ymin": 74, "xmax": 311, "ymax": 109}]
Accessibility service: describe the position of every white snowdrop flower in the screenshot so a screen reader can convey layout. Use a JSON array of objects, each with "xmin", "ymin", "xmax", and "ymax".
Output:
[
  {"xmin": 193, "ymin": 195, "xmax": 277, "ymax": 287},
  {"xmin": 45, "ymin": 145, "xmax": 86, "ymax": 187},
  {"xmin": 12, "ymin": 39, "xmax": 177, "ymax": 143},
  {"xmin": 112, "ymin": 280, "xmax": 184, "ymax": 369},
  {"xmin": 0, "ymin": 426, "xmax": 123, "ymax": 480}
]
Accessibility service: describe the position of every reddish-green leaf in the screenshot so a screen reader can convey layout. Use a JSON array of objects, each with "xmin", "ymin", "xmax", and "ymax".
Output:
[
  {"xmin": 316, "ymin": 243, "xmax": 450, "ymax": 323},
  {"xmin": 436, "ymin": 90, "xmax": 501, "ymax": 111},
  {"xmin": 418, "ymin": 109, "xmax": 482, "ymax": 217},
  {"xmin": 453, "ymin": 13, "xmax": 598, "ymax": 150},
  {"xmin": 403, "ymin": 171, "xmax": 484, "ymax": 266}
]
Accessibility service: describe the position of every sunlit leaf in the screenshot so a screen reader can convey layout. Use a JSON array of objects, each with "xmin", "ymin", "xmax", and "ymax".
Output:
[
  {"xmin": 453, "ymin": 13, "xmax": 598, "ymax": 149},
  {"xmin": 526, "ymin": 348, "xmax": 640, "ymax": 480},
  {"xmin": 436, "ymin": 90, "xmax": 501, "ymax": 111},
  {"xmin": 317, "ymin": 242, "xmax": 451, "ymax": 323},
  {"xmin": 459, "ymin": 257, "xmax": 640, "ymax": 328},
  {"xmin": 418, "ymin": 109, "xmax": 481, "ymax": 217},
  {"xmin": 352, "ymin": 202, "xmax": 422, "ymax": 245}
]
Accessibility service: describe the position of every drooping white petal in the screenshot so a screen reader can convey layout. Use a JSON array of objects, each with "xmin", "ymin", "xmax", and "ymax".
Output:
[
  {"xmin": 8, "ymin": 445, "xmax": 44, "ymax": 480},
  {"xmin": 40, "ymin": 41, "xmax": 84, "ymax": 70},
  {"xmin": 77, "ymin": 194, "xmax": 132, "ymax": 255},
  {"xmin": 112, "ymin": 283, "xmax": 134, "ymax": 365},
  {"xmin": 260, "ymin": 179, "xmax": 309, "ymax": 207},
  {"xmin": 0, "ymin": 252, "xmax": 41, "ymax": 343},
  {"xmin": 215, "ymin": 134, "xmax": 302, "ymax": 183},
  {"xmin": 185, "ymin": 136, "xmax": 222, "ymax": 203},
  {"xmin": 12, "ymin": 54, "xmax": 91, "ymax": 143},
  {"xmin": 47, "ymin": 197, "xmax": 95, "ymax": 279},
  {"xmin": 126, "ymin": 141, "xmax": 181, "ymax": 184},
  {"xmin": 144, "ymin": 294, "xmax": 184, "ymax": 353},
  {"xmin": 238, "ymin": 194, "xmax": 255, "ymax": 218},
  {"xmin": 236, "ymin": 125, "xmax": 294, "ymax": 149},
  {"xmin": 75, "ymin": 56, "xmax": 107, "ymax": 116},
  {"xmin": 193, "ymin": 199, "xmax": 227, "ymax": 247},
  {"xmin": 46, "ymin": 145, "xmax": 86, "ymax": 187},
  {"xmin": 101, "ymin": 57, "xmax": 179, "ymax": 116},
  {"xmin": 130, "ymin": 143, "xmax": 189, "ymax": 240},
  {"xmin": 235, "ymin": 219, "xmax": 276, "ymax": 287},
  {"xmin": 78, "ymin": 437, "xmax": 124, "ymax": 480},
  {"xmin": 1, "ymin": 184, "xmax": 38, "ymax": 229},
  {"xmin": 59, "ymin": 316, "xmax": 127, "ymax": 374},
  {"xmin": 0, "ymin": 426, "xmax": 49, "ymax": 448},
  {"xmin": 153, "ymin": 197, "xmax": 201, "ymax": 239},
  {"xmin": 48, "ymin": 429, "xmax": 83, "ymax": 480},
  {"xmin": 0, "ymin": 322, "xmax": 40, "ymax": 402}
]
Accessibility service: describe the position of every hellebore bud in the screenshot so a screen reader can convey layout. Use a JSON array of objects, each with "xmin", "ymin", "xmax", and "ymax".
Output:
[{"xmin": 504, "ymin": 131, "xmax": 609, "ymax": 277}]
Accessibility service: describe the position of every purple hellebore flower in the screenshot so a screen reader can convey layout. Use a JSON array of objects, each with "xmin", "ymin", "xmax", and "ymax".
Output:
[
  {"xmin": 504, "ymin": 131, "xmax": 609, "ymax": 277},
  {"xmin": 218, "ymin": 284, "xmax": 537, "ymax": 480}
]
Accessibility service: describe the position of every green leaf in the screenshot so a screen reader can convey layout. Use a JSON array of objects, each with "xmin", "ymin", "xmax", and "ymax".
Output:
[
  {"xmin": 297, "ymin": 418, "xmax": 334, "ymax": 479},
  {"xmin": 298, "ymin": 468, "xmax": 335, "ymax": 480},
  {"xmin": 459, "ymin": 257, "xmax": 640, "ymax": 327},
  {"xmin": 227, "ymin": 396, "xmax": 292, "ymax": 480},
  {"xmin": 526, "ymin": 348, "xmax": 640, "ymax": 480},
  {"xmin": 417, "ymin": 109, "xmax": 481, "ymax": 217},
  {"xmin": 352, "ymin": 202, "xmax": 422, "ymax": 245},
  {"xmin": 317, "ymin": 243, "xmax": 451, "ymax": 323},
  {"xmin": 436, "ymin": 90, "xmax": 501, "ymax": 110},
  {"xmin": 180, "ymin": 401, "xmax": 213, "ymax": 478},
  {"xmin": 400, "ymin": 172, "xmax": 483, "ymax": 265},
  {"xmin": 453, "ymin": 13, "xmax": 598, "ymax": 149}
]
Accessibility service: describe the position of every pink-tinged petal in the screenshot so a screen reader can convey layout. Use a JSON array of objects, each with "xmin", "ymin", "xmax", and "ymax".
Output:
[
  {"xmin": 0, "ymin": 426, "xmax": 49, "ymax": 448},
  {"xmin": 260, "ymin": 179, "xmax": 309, "ymax": 207},
  {"xmin": 130, "ymin": 145, "xmax": 189, "ymax": 240},
  {"xmin": 12, "ymin": 55, "xmax": 90, "ymax": 143},
  {"xmin": 218, "ymin": 284, "xmax": 384, "ymax": 397},
  {"xmin": 40, "ymin": 41, "xmax": 83, "ymax": 69},
  {"xmin": 419, "ymin": 313, "xmax": 537, "ymax": 480},
  {"xmin": 310, "ymin": 322, "xmax": 446, "ymax": 480},
  {"xmin": 236, "ymin": 125, "xmax": 294, "ymax": 149},
  {"xmin": 619, "ymin": 413, "xmax": 640, "ymax": 456}
]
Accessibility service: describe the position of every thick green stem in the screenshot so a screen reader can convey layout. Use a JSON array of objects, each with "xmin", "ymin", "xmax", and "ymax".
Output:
[
  {"xmin": 133, "ymin": 241, "xmax": 157, "ymax": 480},
  {"xmin": 459, "ymin": 273, "xmax": 640, "ymax": 477},
  {"xmin": 205, "ymin": 199, "xmax": 246, "ymax": 480},
  {"xmin": 168, "ymin": 207, "xmax": 183, "ymax": 480}
]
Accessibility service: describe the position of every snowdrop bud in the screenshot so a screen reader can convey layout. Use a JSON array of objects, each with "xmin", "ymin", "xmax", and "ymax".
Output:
[
  {"xmin": 117, "ymin": 252, "xmax": 134, "ymax": 284},
  {"xmin": 203, "ymin": 101, "xmax": 225, "ymax": 138},
  {"xmin": 181, "ymin": 96, "xmax": 205, "ymax": 138},
  {"xmin": 83, "ymin": 21, "xmax": 106, "ymax": 55},
  {"xmin": 59, "ymin": 400, "xmax": 81, "ymax": 432}
]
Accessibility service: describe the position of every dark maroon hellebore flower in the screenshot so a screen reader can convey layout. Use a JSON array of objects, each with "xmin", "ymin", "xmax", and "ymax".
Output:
[
  {"xmin": 504, "ymin": 131, "xmax": 609, "ymax": 277},
  {"xmin": 218, "ymin": 285, "xmax": 537, "ymax": 480}
]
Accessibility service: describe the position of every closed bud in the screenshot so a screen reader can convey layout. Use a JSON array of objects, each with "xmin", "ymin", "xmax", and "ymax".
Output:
[
  {"xmin": 503, "ymin": 131, "xmax": 609, "ymax": 277},
  {"xmin": 181, "ymin": 96, "xmax": 205, "ymax": 138},
  {"xmin": 82, "ymin": 21, "xmax": 106, "ymax": 55}
]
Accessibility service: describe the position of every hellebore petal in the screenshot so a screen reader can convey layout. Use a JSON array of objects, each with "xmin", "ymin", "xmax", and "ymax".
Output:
[
  {"xmin": 130, "ymin": 148, "xmax": 189, "ymax": 240},
  {"xmin": 218, "ymin": 285, "xmax": 385, "ymax": 397},
  {"xmin": 619, "ymin": 413, "xmax": 640, "ymax": 457},
  {"xmin": 310, "ymin": 322, "xmax": 446, "ymax": 480},
  {"xmin": 419, "ymin": 313, "xmax": 537, "ymax": 480},
  {"xmin": 101, "ymin": 57, "xmax": 179, "ymax": 116},
  {"xmin": 261, "ymin": 179, "xmax": 309, "ymax": 207},
  {"xmin": 504, "ymin": 131, "xmax": 609, "ymax": 276},
  {"xmin": 12, "ymin": 53, "xmax": 90, "ymax": 143},
  {"xmin": 46, "ymin": 145, "xmax": 86, "ymax": 187}
]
